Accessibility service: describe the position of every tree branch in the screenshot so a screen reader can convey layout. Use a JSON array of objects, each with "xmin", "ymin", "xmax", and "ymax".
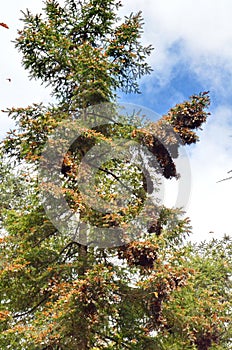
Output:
[{"xmin": 12, "ymin": 294, "xmax": 50, "ymax": 319}]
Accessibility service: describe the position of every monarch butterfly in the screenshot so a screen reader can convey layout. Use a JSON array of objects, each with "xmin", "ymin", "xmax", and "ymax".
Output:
[{"xmin": 0, "ymin": 22, "xmax": 9, "ymax": 29}]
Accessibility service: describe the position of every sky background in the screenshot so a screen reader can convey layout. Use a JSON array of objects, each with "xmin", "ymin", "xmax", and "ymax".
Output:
[{"xmin": 1, "ymin": 0, "xmax": 232, "ymax": 241}]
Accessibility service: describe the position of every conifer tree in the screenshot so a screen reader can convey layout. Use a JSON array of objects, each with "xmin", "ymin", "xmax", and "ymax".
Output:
[{"xmin": 0, "ymin": 1, "xmax": 231, "ymax": 349}]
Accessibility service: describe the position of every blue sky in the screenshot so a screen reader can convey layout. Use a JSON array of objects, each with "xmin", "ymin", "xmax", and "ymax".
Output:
[
  {"xmin": 1, "ymin": 0, "xmax": 232, "ymax": 241},
  {"xmin": 120, "ymin": 60, "xmax": 207, "ymax": 114}
]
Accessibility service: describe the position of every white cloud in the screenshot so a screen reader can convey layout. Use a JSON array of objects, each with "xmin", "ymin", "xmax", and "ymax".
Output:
[
  {"xmin": 121, "ymin": 0, "xmax": 232, "ymax": 93},
  {"xmin": 187, "ymin": 106, "xmax": 232, "ymax": 239}
]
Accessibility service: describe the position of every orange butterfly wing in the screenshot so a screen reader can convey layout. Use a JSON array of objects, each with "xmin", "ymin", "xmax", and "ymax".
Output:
[{"xmin": 0, "ymin": 23, "xmax": 9, "ymax": 29}]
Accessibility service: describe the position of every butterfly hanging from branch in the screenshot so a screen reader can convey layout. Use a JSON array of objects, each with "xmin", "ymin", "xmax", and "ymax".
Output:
[{"xmin": 0, "ymin": 23, "xmax": 9, "ymax": 29}]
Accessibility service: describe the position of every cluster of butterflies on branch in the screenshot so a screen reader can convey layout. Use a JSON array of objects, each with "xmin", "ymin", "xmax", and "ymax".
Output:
[{"xmin": 1, "ymin": 20, "xmax": 230, "ymax": 184}]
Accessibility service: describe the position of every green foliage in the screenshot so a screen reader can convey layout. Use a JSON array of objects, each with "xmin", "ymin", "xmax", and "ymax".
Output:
[
  {"xmin": 16, "ymin": 0, "xmax": 153, "ymax": 107},
  {"xmin": 0, "ymin": 1, "xmax": 230, "ymax": 349}
]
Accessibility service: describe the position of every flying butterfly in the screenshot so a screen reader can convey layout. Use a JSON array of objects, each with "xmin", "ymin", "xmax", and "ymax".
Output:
[{"xmin": 0, "ymin": 23, "xmax": 9, "ymax": 29}]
